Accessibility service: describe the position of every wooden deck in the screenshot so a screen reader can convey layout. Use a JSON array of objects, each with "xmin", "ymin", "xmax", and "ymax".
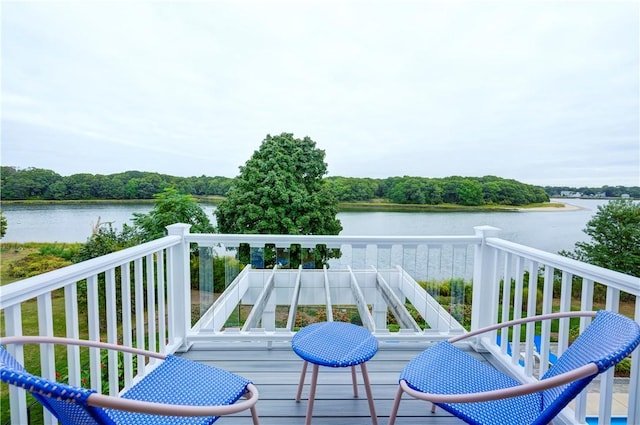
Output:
[{"xmin": 178, "ymin": 341, "xmax": 483, "ymax": 424}]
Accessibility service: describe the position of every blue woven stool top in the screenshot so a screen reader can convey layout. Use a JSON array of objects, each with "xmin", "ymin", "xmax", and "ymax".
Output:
[{"xmin": 292, "ymin": 321, "xmax": 378, "ymax": 367}]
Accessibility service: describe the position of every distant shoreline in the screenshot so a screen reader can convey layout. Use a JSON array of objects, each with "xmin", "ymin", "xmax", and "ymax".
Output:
[{"xmin": 0, "ymin": 198, "xmax": 616, "ymax": 213}]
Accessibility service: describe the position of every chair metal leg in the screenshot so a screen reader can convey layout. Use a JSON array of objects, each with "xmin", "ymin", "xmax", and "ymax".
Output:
[
  {"xmin": 242, "ymin": 389, "xmax": 260, "ymax": 424},
  {"xmin": 250, "ymin": 405, "xmax": 260, "ymax": 425},
  {"xmin": 351, "ymin": 365, "xmax": 359, "ymax": 397},
  {"xmin": 360, "ymin": 362, "xmax": 377, "ymax": 425},
  {"xmin": 305, "ymin": 364, "xmax": 319, "ymax": 425},
  {"xmin": 296, "ymin": 361, "xmax": 309, "ymax": 402},
  {"xmin": 388, "ymin": 386, "xmax": 403, "ymax": 425}
]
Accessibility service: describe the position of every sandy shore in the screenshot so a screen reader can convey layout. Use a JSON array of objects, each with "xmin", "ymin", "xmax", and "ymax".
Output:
[{"xmin": 519, "ymin": 201, "xmax": 584, "ymax": 212}]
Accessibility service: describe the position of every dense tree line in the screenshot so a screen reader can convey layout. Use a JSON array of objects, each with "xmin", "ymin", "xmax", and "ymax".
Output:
[
  {"xmin": 2, "ymin": 165, "xmax": 636, "ymax": 205},
  {"xmin": 326, "ymin": 175, "xmax": 549, "ymax": 206},
  {"xmin": 0, "ymin": 166, "xmax": 233, "ymax": 200}
]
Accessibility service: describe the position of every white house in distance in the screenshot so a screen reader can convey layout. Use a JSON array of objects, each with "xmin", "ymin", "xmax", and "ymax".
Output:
[{"xmin": 560, "ymin": 191, "xmax": 582, "ymax": 197}]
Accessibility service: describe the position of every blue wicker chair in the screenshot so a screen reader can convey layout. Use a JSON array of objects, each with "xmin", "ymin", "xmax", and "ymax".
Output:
[
  {"xmin": 0, "ymin": 336, "xmax": 259, "ymax": 425},
  {"xmin": 388, "ymin": 310, "xmax": 640, "ymax": 425}
]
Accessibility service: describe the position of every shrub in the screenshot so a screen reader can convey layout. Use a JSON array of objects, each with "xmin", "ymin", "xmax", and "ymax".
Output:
[
  {"xmin": 8, "ymin": 254, "xmax": 73, "ymax": 279},
  {"xmin": 38, "ymin": 243, "xmax": 81, "ymax": 261},
  {"xmin": 615, "ymin": 358, "xmax": 631, "ymax": 377}
]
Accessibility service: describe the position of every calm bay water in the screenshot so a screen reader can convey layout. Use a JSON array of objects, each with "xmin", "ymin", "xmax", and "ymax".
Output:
[{"xmin": 0, "ymin": 199, "xmax": 612, "ymax": 254}]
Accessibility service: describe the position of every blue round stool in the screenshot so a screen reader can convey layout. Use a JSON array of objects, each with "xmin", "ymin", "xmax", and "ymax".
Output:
[{"xmin": 292, "ymin": 321, "xmax": 378, "ymax": 425}]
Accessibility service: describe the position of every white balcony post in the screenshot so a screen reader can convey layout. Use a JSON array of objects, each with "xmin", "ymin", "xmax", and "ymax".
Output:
[
  {"xmin": 4, "ymin": 305, "xmax": 27, "ymax": 425},
  {"xmin": 166, "ymin": 223, "xmax": 192, "ymax": 350},
  {"xmin": 471, "ymin": 226, "xmax": 501, "ymax": 333},
  {"xmin": 628, "ymin": 301, "xmax": 640, "ymax": 425}
]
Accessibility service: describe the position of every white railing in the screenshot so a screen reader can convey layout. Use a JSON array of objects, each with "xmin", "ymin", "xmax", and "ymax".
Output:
[
  {"xmin": 472, "ymin": 234, "xmax": 640, "ymax": 425},
  {"xmin": 1, "ymin": 224, "xmax": 639, "ymax": 425},
  {"xmin": 185, "ymin": 231, "xmax": 478, "ymax": 344},
  {"xmin": 0, "ymin": 224, "xmax": 190, "ymax": 425}
]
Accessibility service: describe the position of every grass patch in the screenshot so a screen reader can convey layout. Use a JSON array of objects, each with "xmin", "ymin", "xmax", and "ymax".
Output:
[
  {"xmin": 517, "ymin": 202, "xmax": 565, "ymax": 209},
  {"xmin": 1, "ymin": 243, "xmax": 41, "ymax": 285},
  {"xmin": 1, "ymin": 243, "xmax": 81, "ymax": 284}
]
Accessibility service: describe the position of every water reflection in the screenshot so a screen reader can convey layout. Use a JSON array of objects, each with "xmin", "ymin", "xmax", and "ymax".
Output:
[{"xmin": 0, "ymin": 199, "xmax": 615, "ymax": 254}]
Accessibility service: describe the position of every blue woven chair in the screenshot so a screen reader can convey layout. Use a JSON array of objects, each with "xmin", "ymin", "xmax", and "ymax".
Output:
[
  {"xmin": 388, "ymin": 310, "xmax": 640, "ymax": 425},
  {"xmin": 0, "ymin": 336, "xmax": 260, "ymax": 425}
]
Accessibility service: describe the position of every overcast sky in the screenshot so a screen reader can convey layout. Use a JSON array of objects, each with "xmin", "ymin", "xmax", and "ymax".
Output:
[{"xmin": 1, "ymin": 0, "xmax": 639, "ymax": 187}]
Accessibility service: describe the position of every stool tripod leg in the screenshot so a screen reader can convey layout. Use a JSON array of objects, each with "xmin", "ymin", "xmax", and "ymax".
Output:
[
  {"xmin": 296, "ymin": 361, "xmax": 309, "ymax": 402},
  {"xmin": 360, "ymin": 362, "xmax": 378, "ymax": 425},
  {"xmin": 305, "ymin": 364, "xmax": 320, "ymax": 425},
  {"xmin": 351, "ymin": 366, "xmax": 359, "ymax": 397}
]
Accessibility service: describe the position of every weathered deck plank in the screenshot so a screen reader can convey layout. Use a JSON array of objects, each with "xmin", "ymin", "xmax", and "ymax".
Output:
[{"xmin": 179, "ymin": 342, "xmax": 476, "ymax": 424}]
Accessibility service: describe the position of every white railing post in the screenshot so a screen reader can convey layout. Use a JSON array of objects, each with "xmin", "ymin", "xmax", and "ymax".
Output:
[
  {"xmin": 471, "ymin": 226, "xmax": 501, "ymax": 333},
  {"xmin": 628, "ymin": 301, "xmax": 640, "ymax": 425},
  {"xmin": 4, "ymin": 305, "xmax": 27, "ymax": 425},
  {"xmin": 166, "ymin": 223, "xmax": 192, "ymax": 351}
]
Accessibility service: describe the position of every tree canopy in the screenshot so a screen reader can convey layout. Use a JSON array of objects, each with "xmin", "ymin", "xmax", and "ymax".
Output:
[
  {"xmin": 560, "ymin": 199, "xmax": 640, "ymax": 277},
  {"xmin": 215, "ymin": 133, "xmax": 342, "ymax": 235},
  {"xmin": 326, "ymin": 175, "xmax": 550, "ymax": 206},
  {"xmin": 75, "ymin": 221, "xmax": 141, "ymax": 262},
  {"xmin": 75, "ymin": 188, "xmax": 214, "ymax": 261},
  {"xmin": 0, "ymin": 211, "xmax": 6, "ymax": 238},
  {"xmin": 132, "ymin": 187, "xmax": 215, "ymax": 241},
  {"xmin": 0, "ymin": 166, "xmax": 233, "ymax": 200}
]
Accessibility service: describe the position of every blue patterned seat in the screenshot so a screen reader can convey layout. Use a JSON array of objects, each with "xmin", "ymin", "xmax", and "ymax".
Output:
[
  {"xmin": 292, "ymin": 321, "xmax": 379, "ymax": 425},
  {"xmin": 0, "ymin": 337, "xmax": 260, "ymax": 425},
  {"xmin": 388, "ymin": 310, "xmax": 640, "ymax": 425},
  {"xmin": 292, "ymin": 321, "xmax": 378, "ymax": 367}
]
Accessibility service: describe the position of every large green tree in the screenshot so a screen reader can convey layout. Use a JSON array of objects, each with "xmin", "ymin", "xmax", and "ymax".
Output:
[
  {"xmin": 560, "ymin": 200, "xmax": 640, "ymax": 277},
  {"xmin": 132, "ymin": 187, "xmax": 215, "ymax": 241},
  {"xmin": 216, "ymin": 133, "xmax": 342, "ymax": 235}
]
